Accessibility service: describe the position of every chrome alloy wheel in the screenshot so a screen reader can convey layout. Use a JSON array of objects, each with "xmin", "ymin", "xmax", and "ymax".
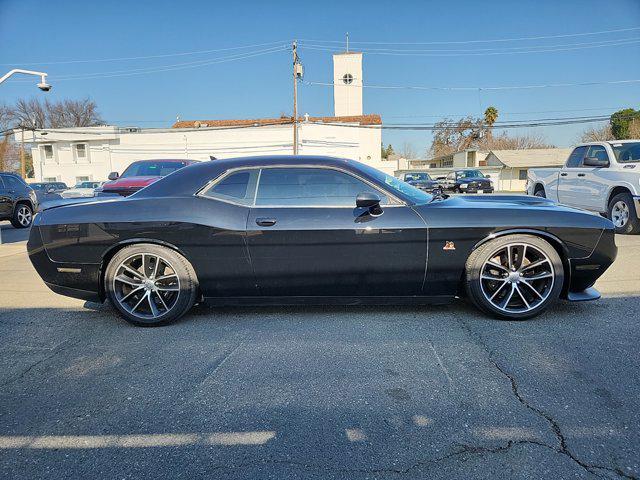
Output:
[
  {"xmin": 17, "ymin": 205, "xmax": 32, "ymax": 226},
  {"xmin": 480, "ymin": 243, "xmax": 555, "ymax": 314},
  {"xmin": 611, "ymin": 201, "xmax": 629, "ymax": 228},
  {"xmin": 112, "ymin": 253, "xmax": 180, "ymax": 320}
]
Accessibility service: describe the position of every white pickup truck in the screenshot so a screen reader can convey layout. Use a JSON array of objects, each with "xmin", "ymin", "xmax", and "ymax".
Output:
[{"xmin": 527, "ymin": 140, "xmax": 640, "ymax": 234}]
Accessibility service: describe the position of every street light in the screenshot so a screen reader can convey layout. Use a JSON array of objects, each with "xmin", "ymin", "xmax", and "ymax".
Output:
[{"xmin": 0, "ymin": 69, "xmax": 51, "ymax": 91}]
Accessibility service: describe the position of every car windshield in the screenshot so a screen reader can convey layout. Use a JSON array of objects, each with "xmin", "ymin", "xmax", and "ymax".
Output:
[
  {"xmin": 611, "ymin": 142, "xmax": 640, "ymax": 163},
  {"xmin": 457, "ymin": 170, "xmax": 485, "ymax": 179},
  {"xmin": 75, "ymin": 182, "xmax": 96, "ymax": 188},
  {"xmin": 404, "ymin": 172, "xmax": 432, "ymax": 182},
  {"xmin": 121, "ymin": 160, "xmax": 188, "ymax": 178},
  {"xmin": 358, "ymin": 163, "xmax": 433, "ymax": 204}
]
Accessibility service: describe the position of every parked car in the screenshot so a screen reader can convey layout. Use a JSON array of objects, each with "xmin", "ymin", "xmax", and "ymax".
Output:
[
  {"xmin": 0, "ymin": 172, "xmax": 38, "ymax": 228},
  {"xmin": 527, "ymin": 141, "xmax": 640, "ymax": 234},
  {"xmin": 96, "ymin": 159, "xmax": 198, "ymax": 197},
  {"xmin": 402, "ymin": 172, "xmax": 440, "ymax": 193},
  {"xmin": 30, "ymin": 182, "xmax": 68, "ymax": 203},
  {"xmin": 30, "ymin": 182, "xmax": 68, "ymax": 194},
  {"xmin": 61, "ymin": 181, "xmax": 104, "ymax": 198},
  {"xmin": 439, "ymin": 169, "xmax": 494, "ymax": 194},
  {"xmin": 28, "ymin": 155, "xmax": 616, "ymax": 327}
]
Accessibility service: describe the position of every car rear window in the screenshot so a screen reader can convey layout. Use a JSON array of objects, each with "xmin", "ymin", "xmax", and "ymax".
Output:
[
  {"xmin": 122, "ymin": 161, "xmax": 189, "ymax": 178},
  {"xmin": 201, "ymin": 169, "xmax": 258, "ymax": 205}
]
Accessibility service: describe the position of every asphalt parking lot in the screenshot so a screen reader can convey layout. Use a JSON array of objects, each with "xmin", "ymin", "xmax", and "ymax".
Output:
[{"xmin": 1, "ymin": 222, "xmax": 639, "ymax": 479}]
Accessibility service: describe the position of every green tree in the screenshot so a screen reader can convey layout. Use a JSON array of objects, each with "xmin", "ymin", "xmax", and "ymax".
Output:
[
  {"xmin": 483, "ymin": 106, "xmax": 499, "ymax": 127},
  {"xmin": 381, "ymin": 143, "xmax": 395, "ymax": 159},
  {"xmin": 610, "ymin": 108, "xmax": 640, "ymax": 139}
]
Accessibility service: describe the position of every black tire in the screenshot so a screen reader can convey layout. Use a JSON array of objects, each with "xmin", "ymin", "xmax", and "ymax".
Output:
[
  {"xmin": 534, "ymin": 187, "xmax": 546, "ymax": 198},
  {"xmin": 608, "ymin": 192, "xmax": 640, "ymax": 235},
  {"xmin": 10, "ymin": 203, "xmax": 33, "ymax": 228},
  {"xmin": 465, "ymin": 234, "xmax": 564, "ymax": 320},
  {"xmin": 104, "ymin": 243, "xmax": 198, "ymax": 327}
]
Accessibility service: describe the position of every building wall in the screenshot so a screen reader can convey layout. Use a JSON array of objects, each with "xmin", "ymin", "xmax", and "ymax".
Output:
[
  {"xmin": 333, "ymin": 53, "xmax": 363, "ymax": 117},
  {"xmin": 24, "ymin": 123, "xmax": 388, "ymax": 187}
]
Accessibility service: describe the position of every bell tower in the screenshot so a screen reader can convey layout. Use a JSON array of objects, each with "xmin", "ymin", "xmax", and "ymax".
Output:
[{"xmin": 333, "ymin": 52, "xmax": 363, "ymax": 117}]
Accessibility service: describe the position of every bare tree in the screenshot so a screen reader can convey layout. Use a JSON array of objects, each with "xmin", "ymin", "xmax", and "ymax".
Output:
[
  {"xmin": 579, "ymin": 124, "xmax": 614, "ymax": 142},
  {"xmin": 11, "ymin": 98, "xmax": 46, "ymax": 128},
  {"xmin": 399, "ymin": 142, "xmax": 417, "ymax": 159},
  {"xmin": 7, "ymin": 97, "xmax": 103, "ymax": 129},
  {"xmin": 628, "ymin": 119, "xmax": 640, "ymax": 139},
  {"xmin": 429, "ymin": 113, "xmax": 553, "ymax": 157},
  {"xmin": 0, "ymin": 103, "xmax": 13, "ymax": 131}
]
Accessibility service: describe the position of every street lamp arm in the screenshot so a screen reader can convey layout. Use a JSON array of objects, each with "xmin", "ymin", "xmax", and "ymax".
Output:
[{"xmin": 0, "ymin": 69, "xmax": 48, "ymax": 85}]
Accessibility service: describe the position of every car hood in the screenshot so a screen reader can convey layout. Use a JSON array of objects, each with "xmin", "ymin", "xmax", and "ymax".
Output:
[
  {"xmin": 409, "ymin": 180, "xmax": 437, "ymax": 186},
  {"xmin": 457, "ymin": 177, "xmax": 491, "ymax": 183},
  {"xmin": 102, "ymin": 176, "xmax": 160, "ymax": 190}
]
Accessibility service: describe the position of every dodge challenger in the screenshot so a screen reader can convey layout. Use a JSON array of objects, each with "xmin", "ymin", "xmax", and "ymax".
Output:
[{"xmin": 27, "ymin": 156, "xmax": 617, "ymax": 326}]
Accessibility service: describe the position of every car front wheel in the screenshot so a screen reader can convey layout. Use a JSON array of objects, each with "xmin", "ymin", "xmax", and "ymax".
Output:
[
  {"xmin": 104, "ymin": 244, "xmax": 198, "ymax": 326},
  {"xmin": 465, "ymin": 234, "xmax": 564, "ymax": 320},
  {"xmin": 11, "ymin": 203, "xmax": 33, "ymax": 228},
  {"xmin": 608, "ymin": 192, "xmax": 640, "ymax": 235}
]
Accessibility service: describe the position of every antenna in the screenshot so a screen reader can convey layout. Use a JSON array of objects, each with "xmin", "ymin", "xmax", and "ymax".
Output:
[{"xmin": 346, "ymin": 32, "xmax": 349, "ymax": 52}]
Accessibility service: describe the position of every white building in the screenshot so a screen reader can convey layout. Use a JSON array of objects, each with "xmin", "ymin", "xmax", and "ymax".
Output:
[{"xmin": 18, "ymin": 52, "xmax": 394, "ymax": 187}]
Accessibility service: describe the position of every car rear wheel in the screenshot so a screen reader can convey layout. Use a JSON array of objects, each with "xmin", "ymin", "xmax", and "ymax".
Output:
[
  {"xmin": 11, "ymin": 203, "xmax": 33, "ymax": 228},
  {"xmin": 608, "ymin": 192, "xmax": 640, "ymax": 235},
  {"xmin": 465, "ymin": 234, "xmax": 564, "ymax": 320},
  {"xmin": 105, "ymin": 244, "xmax": 198, "ymax": 326}
]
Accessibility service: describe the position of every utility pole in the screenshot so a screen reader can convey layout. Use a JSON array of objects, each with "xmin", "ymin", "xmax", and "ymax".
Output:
[
  {"xmin": 20, "ymin": 128, "xmax": 26, "ymax": 179},
  {"xmin": 292, "ymin": 41, "xmax": 303, "ymax": 155}
]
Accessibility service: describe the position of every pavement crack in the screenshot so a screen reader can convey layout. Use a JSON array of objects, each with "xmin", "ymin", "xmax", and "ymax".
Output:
[
  {"xmin": 457, "ymin": 317, "xmax": 637, "ymax": 480},
  {"xmin": 0, "ymin": 337, "xmax": 82, "ymax": 388}
]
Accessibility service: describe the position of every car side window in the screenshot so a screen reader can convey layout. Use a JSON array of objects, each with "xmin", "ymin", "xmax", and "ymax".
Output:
[
  {"xmin": 566, "ymin": 146, "xmax": 588, "ymax": 168},
  {"xmin": 201, "ymin": 169, "xmax": 259, "ymax": 206},
  {"xmin": 585, "ymin": 145, "xmax": 608, "ymax": 164},
  {"xmin": 2, "ymin": 175, "xmax": 22, "ymax": 190},
  {"xmin": 255, "ymin": 168, "xmax": 389, "ymax": 207}
]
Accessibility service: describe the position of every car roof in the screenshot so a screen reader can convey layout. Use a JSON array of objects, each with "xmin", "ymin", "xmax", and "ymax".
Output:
[
  {"xmin": 128, "ymin": 159, "xmax": 197, "ymax": 164},
  {"xmin": 136, "ymin": 155, "xmax": 398, "ymax": 200}
]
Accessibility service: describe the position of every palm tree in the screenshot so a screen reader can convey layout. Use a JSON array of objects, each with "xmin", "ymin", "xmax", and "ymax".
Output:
[{"xmin": 483, "ymin": 106, "xmax": 499, "ymax": 143}]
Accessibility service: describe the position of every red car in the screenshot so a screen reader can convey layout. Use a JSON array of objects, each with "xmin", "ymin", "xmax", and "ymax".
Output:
[{"xmin": 98, "ymin": 159, "xmax": 198, "ymax": 197}]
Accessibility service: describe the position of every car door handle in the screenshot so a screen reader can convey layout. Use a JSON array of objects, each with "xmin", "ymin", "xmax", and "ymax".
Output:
[
  {"xmin": 577, "ymin": 173, "xmax": 586, "ymax": 177},
  {"xmin": 256, "ymin": 218, "xmax": 277, "ymax": 227},
  {"xmin": 560, "ymin": 173, "xmax": 568, "ymax": 177}
]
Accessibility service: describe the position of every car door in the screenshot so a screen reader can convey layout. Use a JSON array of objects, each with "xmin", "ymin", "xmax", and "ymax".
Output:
[
  {"xmin": 579, "ymin": 145, "xmax": 611, "ymax": 211},
  {"xmin": 0, "ymin": 176, "xmax": 12, "ymax": 218},
  {"xmin": 246, "ymin": 166, "xmax": 428, "ymax": 297},
  {"xmin": 556, "ymin": 146, "xmax": 588, "ymax": 207}
]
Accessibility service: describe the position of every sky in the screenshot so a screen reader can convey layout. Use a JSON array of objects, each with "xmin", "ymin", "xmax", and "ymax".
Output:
[{"xmin": 1, "ymin": 0, "xmax": 639, "ymax": 156}]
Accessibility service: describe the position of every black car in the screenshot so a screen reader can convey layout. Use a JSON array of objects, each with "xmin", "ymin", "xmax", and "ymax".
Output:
[
  {"xmin": 28, "ymin": 155, "xmax": 616, "ymax": 326},
  {"xmin": 0, "ymin": 172, "xmax": 38, "ymax": 228},
  {"xmin": 441, "ymin": 169, "xmax": 494, "ymax": 194},
  {"xmin": 402, "ymin": 172, "xmax": 439, "ymax": 193},
  {"xmin": 30, "ymin": 181, "xmax": 68, "ymax": 203}
]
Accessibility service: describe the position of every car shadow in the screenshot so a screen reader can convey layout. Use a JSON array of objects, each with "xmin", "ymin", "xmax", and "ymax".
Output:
[{"xmin": 0, "ymin": 222, "xmax": 30, "ymax": 244}]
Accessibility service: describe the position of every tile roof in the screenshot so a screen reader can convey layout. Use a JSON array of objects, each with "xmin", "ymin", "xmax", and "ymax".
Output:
[{"xmin": 172, "ymin": 114, "xmax": 382, "ymax": 129}]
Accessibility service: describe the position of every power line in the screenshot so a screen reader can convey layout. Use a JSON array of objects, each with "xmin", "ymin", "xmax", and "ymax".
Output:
[
  {"xmin": 299, "ymin": 38, "xmax": 640, "ymax": 56},
  {"xmin": 0, "ymin": 40, "xmax": 290, "ymax": 66},
  {"xmin": 304, "ymin": 78, "xmax": 640, "ymax": 91},
  {"xmin": 299, "ymin": 26, "xmax": 640, "ymax": 45},
  {"xmin": 7, "ymin": 46, "xmax": 289, "ymax": 82},
  {"xmin": 299, "ymin": 37, "xmax": 640, "ymax": 53}
]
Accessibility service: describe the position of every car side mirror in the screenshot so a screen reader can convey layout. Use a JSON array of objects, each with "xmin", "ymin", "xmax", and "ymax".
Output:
[
  {"xmin": 108, "ymin": 171, "xmax": 119, "ymax": 181},
  {"xmin": 356, "ymin": 192, "xmax": 383, "ymax": 216},
  {"xmin": 583, "ymin": 157, "xmax": 609, "ymax": 168}
]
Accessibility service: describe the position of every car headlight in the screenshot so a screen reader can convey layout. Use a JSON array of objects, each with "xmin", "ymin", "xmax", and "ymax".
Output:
[{"xmin": 460, "ymin": 183, "xmax": 468, "ymax": 188}]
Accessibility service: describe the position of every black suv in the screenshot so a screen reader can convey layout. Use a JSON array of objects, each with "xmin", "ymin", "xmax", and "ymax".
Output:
[{"xmin": 0, "ymin": 173, "xmax": 38, "ymax": 228}]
